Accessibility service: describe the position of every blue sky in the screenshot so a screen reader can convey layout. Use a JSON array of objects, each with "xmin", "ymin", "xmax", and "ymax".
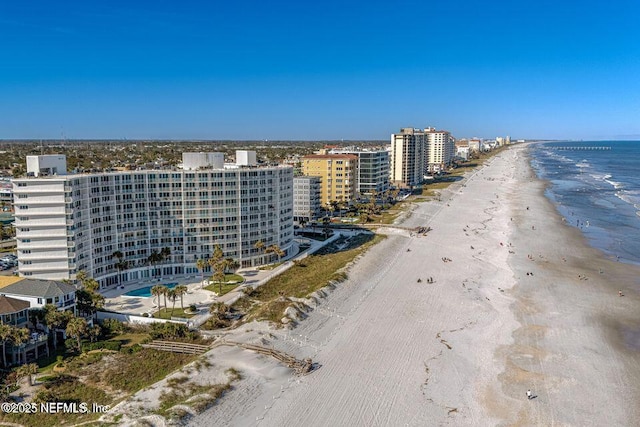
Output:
[{"xmin": 1, "ymin": 0, "xmax": 639, "ymax": 140}]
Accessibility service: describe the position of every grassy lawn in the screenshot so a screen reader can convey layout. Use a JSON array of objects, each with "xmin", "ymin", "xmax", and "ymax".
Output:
[
  {"xmin": 208, "ymin": 273, "xmax": 244, "ymax": 283},
  {"xmin": 107, "ymin": 332, "xmax": 149, "ymax": 348},
  {"xmin": 153, "ymin": 307, "xmax": 196, "ymax": 319},
  {"xmin": 233, "ymin": 233, "xmax": 385, "ymax": 324},
  {"xmin": 204, "ymin": 282, "xmax": 240, "ymax": 296}
]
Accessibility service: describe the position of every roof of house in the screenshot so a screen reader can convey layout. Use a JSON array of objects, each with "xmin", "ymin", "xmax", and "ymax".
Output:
[
  {"xmin": 0, "ymin": 278, "xmax": 76, "ymax": 299},
  {"xmin": 0, "ymin": 295, "xmax": 30, "ymax": 314}
]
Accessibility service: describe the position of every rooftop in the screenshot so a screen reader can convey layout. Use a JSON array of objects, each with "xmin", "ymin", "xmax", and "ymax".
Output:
[
  {"xmin": 0, "ymin": 278, "xmax": 76, "ymax": 298},
  {"xmin": 0, "ymin": 295, "xmax": 30, "ymax": 315}
]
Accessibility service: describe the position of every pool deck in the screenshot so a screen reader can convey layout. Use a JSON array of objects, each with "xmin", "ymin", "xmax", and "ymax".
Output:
[
  {"xmin": 99, "ymin": 233, "xmax": 351, "ymax": 318},
  {"xmin": 102, "ymin": 278, "xmax": 219, "ymax": 317}
]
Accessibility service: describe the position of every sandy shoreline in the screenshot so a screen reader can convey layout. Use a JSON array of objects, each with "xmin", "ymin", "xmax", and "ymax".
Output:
[{"xmin": 110, "ymin": 144, "xmax": 640, "ymax": 426}]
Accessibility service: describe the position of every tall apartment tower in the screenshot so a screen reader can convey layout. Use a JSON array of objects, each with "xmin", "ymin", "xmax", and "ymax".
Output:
[
  {"xmin": 301, "ymin": 154, "xmax": 358, "ymax": 206},
  {"xmin": 424, "ymin": 128, "xmax": 454, "ymax": 173},
  {"xmin": 293, "ymin": 176, "xmax": 321, "ymax": 223},
  {"xmin": 390, "ymin": 128, "xmax": 425, "ymax": 188},
  {"xmin": 13, "ymin": 153, "xmax": 294, "ymax": 287},
  {"xmin": 329, "ymin": 149, "xmax": 390, "ymax": 196}
]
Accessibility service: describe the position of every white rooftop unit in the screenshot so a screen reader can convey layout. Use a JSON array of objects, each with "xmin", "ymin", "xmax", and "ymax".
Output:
[
  {"xmin": 236, "ymin": 150, "xmax": 257, "ymax": 166},
  {"xmin": 26, "ymin": 155, "xmax": 67, "ymax": 177},
  {"xmin": 182, "ymin": 152, "xmax": 224, "ymax": 170}
]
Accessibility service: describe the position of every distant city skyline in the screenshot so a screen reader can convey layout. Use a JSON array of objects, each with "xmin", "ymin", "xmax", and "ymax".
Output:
[{"xmin": 1, "ymin": 1, "xmax": 639, "ymax": 141}]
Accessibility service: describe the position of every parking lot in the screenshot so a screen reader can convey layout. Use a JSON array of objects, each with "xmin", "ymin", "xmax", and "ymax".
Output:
[{"xmin": 0, "ymin": 253, "xmax": 17, "ymax": 274}]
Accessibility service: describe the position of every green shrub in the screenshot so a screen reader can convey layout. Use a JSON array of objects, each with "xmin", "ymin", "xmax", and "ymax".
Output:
[
  {"xmin": 149, "ymin": 322, "xmax": 191, "ymax": 340},
  {"xmin": 82, "ymin": 341, "xmax": 122, "ymax": 352},
  {"xmin": 101, "ymin": 318, "xmax": 126, "ymax": 335}
]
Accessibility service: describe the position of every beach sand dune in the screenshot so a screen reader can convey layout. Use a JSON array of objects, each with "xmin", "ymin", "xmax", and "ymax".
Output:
[{"xmin": 153, "ymin": 145, "xmax": 640, "ymax": 426}]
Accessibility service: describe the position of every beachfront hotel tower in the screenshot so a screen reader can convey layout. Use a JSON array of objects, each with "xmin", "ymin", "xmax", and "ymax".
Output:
[
  {"xmin": 390, "ymin": 128, "xmax": 426, "ymax": 188},
  {"xmin": 13, "ymin": 153, "xmax": 294, "ymax": 288},
  {"xmin": 425, "ymin": 127, "xmax": 455, "ymax": 173},
  {"xmin": 301, "ymin": 154, "xmax": 358, "ymax": 206}
]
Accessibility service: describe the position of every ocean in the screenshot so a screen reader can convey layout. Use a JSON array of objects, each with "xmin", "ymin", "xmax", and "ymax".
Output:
[{"xmin": 530, "ymin": 141, "xmax": 640, "ymax": 265}]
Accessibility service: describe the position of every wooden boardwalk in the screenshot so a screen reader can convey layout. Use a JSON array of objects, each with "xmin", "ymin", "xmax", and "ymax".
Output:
[
  {"xmin": 212, "ymin": 340, "xmax": 314, "ymax": 375},
  {"xmin": 142, "ymin": 339, "xmax": 315, "ymax": 374},
  {"xmin": 141, "ymin": 340, "xmax": 210, "ymax": 354}
]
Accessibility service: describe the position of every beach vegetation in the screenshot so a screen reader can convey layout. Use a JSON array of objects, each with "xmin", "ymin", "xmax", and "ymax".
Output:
[
  {"xmin": 231, "ymin": 233, "xmax": 384, "ymax": 325},
  {"xmin": 157, "ymin": 367, "xmax": 241, "ymax": 421}
]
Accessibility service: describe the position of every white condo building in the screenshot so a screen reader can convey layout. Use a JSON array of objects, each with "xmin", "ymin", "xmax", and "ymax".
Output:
[{"xmin": 13, "ymin": 153, "xmax": 294, "ymax": 288}]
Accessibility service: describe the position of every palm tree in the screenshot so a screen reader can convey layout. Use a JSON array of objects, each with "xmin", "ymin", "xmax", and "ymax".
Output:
[
  {"xmin": 112, "ymin": 250, "xmax": 128, "ymax": 284},
  {"xmin": 167, "ymin": 289, "xmax": 177, "ymax": 316},
  {"xmin": 161, "ymin": 247, "xmax": 171, "ymax": 257},
  {"xmin": 66, "ymin": 317, "xmax": 88, "ymax": 352},
  {"xmin": 223, "ymin": 258, "xmax": 240, "ymax": 274},
  {"xmin": 147, "ymin": 251, "xmax": 162, "ymax": 278},
  {"xmin": 265, "ymin": 244, "xmax": 285, "ymax": 263},
  {"xmin": 10, "ymin": 327, "xmax": 30, "ymax": 365},
  {"xmin": 44, "ymin": 305, "xmax": 72, "ymax": 349},
  {"xmin": 254, "ymin": 239, "xmax": 265, "ymax": 254},
  {"xmin": 212, "ymin": 267, "xmax": 226, "ymax": 295},
  {"xmin": 77, "ymin": 269, "xmax": 100, "ymax": 293},
  {"xmin": 196, "ymin": 258, "xmax": 207, "ymax": 287},
  {"xmin": 0, "ymin": 324, "xmax": 12, "ymax": 367},
  {"xmin": 151, "ymin": 285, "xmax": 164, "ymax": 311},
  {"xmin": 208, "ymin": 245, "xmax": 224, "ymax": 271},
  {"xmin": 174, "ymin": 285, "xmax": 188, "ymax": 310},
  {"xmin": 88, "ymin": 325, "xmax": 101, "ymax": 343},
  {"xmin": 158, "ymin": 285, "xmax": 169, "ymax": 312}
]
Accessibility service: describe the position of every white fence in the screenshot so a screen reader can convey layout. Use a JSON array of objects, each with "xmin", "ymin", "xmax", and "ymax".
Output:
[{"xmin": 96, "ymin": 310, "xmax": 186, "ymax": 325}]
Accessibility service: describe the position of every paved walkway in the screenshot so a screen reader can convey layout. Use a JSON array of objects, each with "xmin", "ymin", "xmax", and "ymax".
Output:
[
  {"xmin": 191, "ymin": 230, "xmax": 360, "ymax": 327},
  {"xmin": 100, "ymin": 232, "xmax": 354, "ymax": 324}
]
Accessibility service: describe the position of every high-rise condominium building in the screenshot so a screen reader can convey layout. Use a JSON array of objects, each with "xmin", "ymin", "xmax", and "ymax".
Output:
[
  {"xmin": 301, "ymin": 154, "xmax": 358, "ymax": 206},
  {"xmin": 13, "ymin": 153, "xmax": 294, "ymax": 288},
  {"xmin": 293, "ymin": 176, "xmax": 321, "ymax": 223},
  {"xmin": 425, "ymin": 128, "xmax": 454, "ymax": 173},
  {"xmin": 390, "ymin": 128, "xmax": 425, "ymax": 188},
  {"xmin": 329, "ymin": 149, "xmax": 390, "ymax": 196}
]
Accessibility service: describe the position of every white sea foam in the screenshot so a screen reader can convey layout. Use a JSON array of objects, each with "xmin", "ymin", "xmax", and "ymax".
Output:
[
  {"xmin": 615, "ymin": 190, "xmax": 640, "ymax": 207},
  {"xmin": 605, "ymin": 177, "xmax": 624, "ymax": 189},
  {"xmin": 576, "ymin": 160, "xmax": 590, "ymax": 168}
]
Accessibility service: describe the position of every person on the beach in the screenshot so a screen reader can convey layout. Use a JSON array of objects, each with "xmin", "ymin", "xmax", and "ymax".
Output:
[
  {"xmin": 527, "ymin": 389, "xmax": 532, "ymax": 399},
  {"xmin": 619, "ymin": 290, "xmax": 623, "ymax": 297}
]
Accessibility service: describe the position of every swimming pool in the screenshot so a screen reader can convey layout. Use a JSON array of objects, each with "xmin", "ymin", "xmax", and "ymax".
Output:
[{"xmin": 123, "ymin": 283, "xmax": 179, "ymax": 298}]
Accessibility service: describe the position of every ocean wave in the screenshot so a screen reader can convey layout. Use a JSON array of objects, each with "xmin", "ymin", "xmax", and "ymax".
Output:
[
  {"xmin": 605, "ymin": 177, "xmax": 624, "ymax": 189},
  {"xmin": 615, "ymin": 190, "xmax": 640, "ymax": 208},
  {"xmin": 576, "ymin": 160, "xmax": 590, "ymax": 168}
]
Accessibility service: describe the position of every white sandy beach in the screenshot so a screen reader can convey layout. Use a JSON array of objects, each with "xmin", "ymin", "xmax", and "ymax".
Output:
[{"xmin": 111, "ymin": 144, "xmax": 640, "ymax": 426}]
